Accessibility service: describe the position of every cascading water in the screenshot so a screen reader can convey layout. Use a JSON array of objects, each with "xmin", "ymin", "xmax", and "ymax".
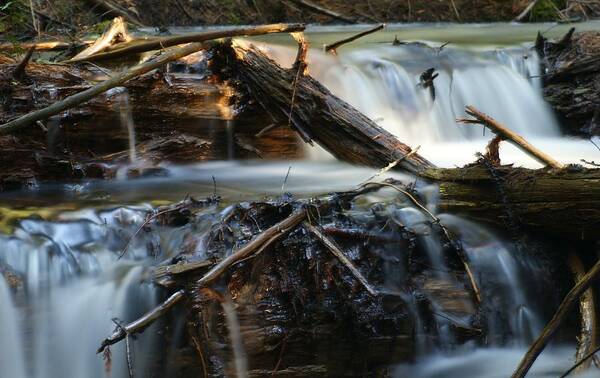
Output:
[
  {"xmin": 1, "ymin": 23, "xmax": 598, "ymax": 378},
  {"xmin": 0, "ymin": 207, "xmax": 178, "ymax": 378}
]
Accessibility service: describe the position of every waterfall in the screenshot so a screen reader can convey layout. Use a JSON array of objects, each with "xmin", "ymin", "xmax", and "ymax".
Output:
[
  {"xmin": 0, "ymin": 207, "xmax": 167, "ymax": 378},
  {"xmin": 0, "ymin": 275, "xmax": 27, "ymax": 378}
]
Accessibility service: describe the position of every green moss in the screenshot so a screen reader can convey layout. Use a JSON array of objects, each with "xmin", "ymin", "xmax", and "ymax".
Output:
[{"xmin": 530, "ymin": 0, "xmax": 567, "ymax": 21}]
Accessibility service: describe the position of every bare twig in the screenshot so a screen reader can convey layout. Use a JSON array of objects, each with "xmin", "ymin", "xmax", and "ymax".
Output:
[
  {"xmin": 324, "ymin": 24, "xmax": 384, "ymax": 55},
  {"xmin": 459, "ymin": 105, "xmax": 565, "ymax": 169},
  {"xmin": 72, "ymin": 17, "xmax": 131, "ymax": 61},
  {"xmin": 97, "ymin": 290, "xmax": 185, "ymax": 354},
  {"xmin": 306, "ymin": 222, "xmax": 377, "ymax": 296},
  {"xmin": 512, "ymin": 256, "xmax": 600, "ymax": 378}
]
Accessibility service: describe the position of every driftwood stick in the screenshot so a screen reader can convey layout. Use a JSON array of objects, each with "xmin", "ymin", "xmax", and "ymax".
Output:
[
  {"xmin": 567, "ymin": 253, "xmax": 597, "ymax": 373},
  {"xmin": 197, "ymin": 210, "xmax": 307, "ymax": 286},
  {"xmin": 67, "ymin": 23, "xmax": 305, "ymax": 62},
  {"xmin": 512, "ymin": 256, "xmax": 600, "ymax": 378},
  {"xmin": 288, "ymin": 0, "xmax": 356, "ymax": 23},
  {"xmin": 459, "ymin": 105, "xmax": 565, "ymax": 169},
  {"xmin": 0, "ymin": 41, "xmax": 211, "ymax": 134},
  {"xmin": 306, "ymin": 222, "xmax": 377, "ymax": 296},
  {"xmin": 324, "ymin": 24, "xmax": 384, "ymax": 54},
  {"xmin": 97, "ymin": 289, "xmax": 185, "ymax": 354}
]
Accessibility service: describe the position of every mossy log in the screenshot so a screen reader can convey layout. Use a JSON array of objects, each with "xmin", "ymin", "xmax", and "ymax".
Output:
[{"xmin": 421, "ymin": 166, "xmax": 600, "ymax": 239}]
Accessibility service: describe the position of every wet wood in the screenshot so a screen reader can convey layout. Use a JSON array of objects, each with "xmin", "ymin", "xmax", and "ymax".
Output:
[
  {"xmin": 538, "ymin": 30, "xmax": 600, "ymax": 136},
  {"xmin": 0, "ymin": 41, "xmax": 211, "ymax": 134},
  {"xmin": 97, "ymin": 289, "xmax": 185, "ymax": 354},
  {"xmin": 512, "ymin": 251, "xmax": 600, "ymax": 378},
  {"xmin": 217, "ymin": 41, "xmax": 433, "ymax": 174},
  {"xmin": 422, "ymin": 166, "xmax": 600, "ymax": 239}
]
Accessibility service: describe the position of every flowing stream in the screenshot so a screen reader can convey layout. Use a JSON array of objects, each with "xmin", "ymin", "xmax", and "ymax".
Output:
[{"xmin": 1, "ymin": 22, "xmax": 600, "ymax": 378}]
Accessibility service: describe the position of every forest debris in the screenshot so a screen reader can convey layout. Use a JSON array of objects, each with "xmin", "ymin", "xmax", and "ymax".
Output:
[
  {"xmin": 288, "ymin": 0, "xmax": 356, "ymax": 23},
  {"xmin": 512, "ymin": 253, "xmax": 600, "ymax": 378},
  {"xmin": 459, "ymin": 105, "xmax": 565, "ymax": 169},
  {"xmin": 306, "ymin": 222, "xmax": 378, "ymax": 296},
  {"xmin": 66, "ymin": 23, "xmax": 306, "ymax": 63},
  {"xmin": 217, "ymin": 40, "xmax": 433, "ymax": 173},
  {"xmin": 196, "ymin": 209, "xmax": 307, "ymax": 286},
  {"xmin": 567, "ymin": 252, "xmax": 598, "ymax": 373},
  {"xmin": 324, "ymin": 24, "xmax": 384, "ymax": 55},
  {"xmin": 97, "ymin": 289, "xmax": 185, "ymax": 354},
  {"xmin": 560, "ymin": 345, "xmax": 600, "ymax": 378},
  {"xmin": 71, "ymin": 17, "xmax": 132, "ymax": 61},
  {"xmin": 0, "ymin": 41, "xmax": 211, "ymax": 134}
]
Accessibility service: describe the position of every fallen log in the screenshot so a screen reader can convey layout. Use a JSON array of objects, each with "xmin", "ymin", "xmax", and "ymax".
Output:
[
  {"xmin": 215, "ymin": 40, "xmax": 600, "ymax": 239},
  {"xmin": 215, "ymin": 40, "xmax": 433, "ymax": 174}
]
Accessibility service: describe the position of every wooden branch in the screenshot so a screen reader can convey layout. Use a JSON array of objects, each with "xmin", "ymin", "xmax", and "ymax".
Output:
[
  {"xmin": 0, "ymin": 41, "xmax": 211, "ymax": 134},
  {"xmin": 460, "ymin": 105, "xmax": 565, "ymax": 169},
  {"xmin": 306, "ymin": 222, "xmax": 377, "ymax": 296},
  {"xmin": 196, "ymin": 210, "xmax": 307, "ymax": 286},
  {"xmin": 514, "ymin": 0, "xmax": 540, "ymax": 21},
  {"xmin": 567, "ymin": 253, "xmax": 598, "ymax": 373},
  {"xmin": 324, "ymin": 24, "xmax": 384, "ymax": 55},
  {"xmin": 97, "ymin": 289, "xmax": 185, "ymax": 353},
  {"xmin": 66, "ymin": 23, "xmax": 305, "ymax": 62},
  {"xmin": 288, "ymin": 0, "xmax": 356, "ymax": 23},
  {"xmin": 560, "ymin": 344, "xmax": 600, "ymax": 378},
  {"xmin": 512, "ymin": 255, "xmax": 600, "ymax": 378}
]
